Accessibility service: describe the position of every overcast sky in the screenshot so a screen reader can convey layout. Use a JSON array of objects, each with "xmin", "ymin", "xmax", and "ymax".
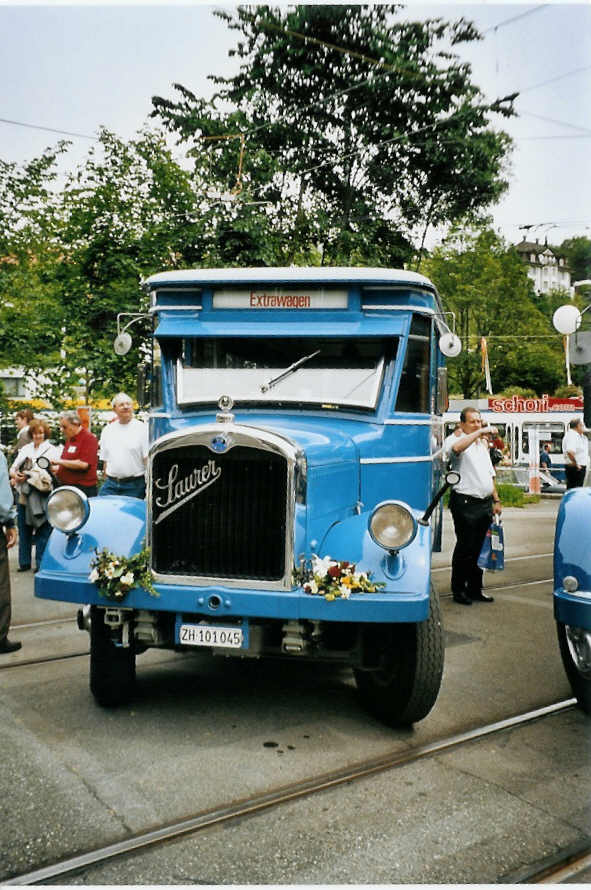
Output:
[{"xmin": 1, "ymin": 1, "xmax": 590, "ymax": 250}]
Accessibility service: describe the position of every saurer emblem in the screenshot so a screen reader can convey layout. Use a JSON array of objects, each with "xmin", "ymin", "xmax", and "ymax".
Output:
[{"xmin": 154, "ymin": 459, "xmax": 222, "ymax": 524}]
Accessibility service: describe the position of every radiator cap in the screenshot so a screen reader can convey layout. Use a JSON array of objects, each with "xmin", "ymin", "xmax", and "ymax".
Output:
[{"xmin": 216, "ymin": 394, "xmax": 235, "ymax": 424}]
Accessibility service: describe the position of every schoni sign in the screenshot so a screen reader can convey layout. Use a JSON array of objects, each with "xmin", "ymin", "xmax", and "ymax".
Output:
[{"xmin": 489, "ymin": 394, "xmax": 584, "ymax": 413}]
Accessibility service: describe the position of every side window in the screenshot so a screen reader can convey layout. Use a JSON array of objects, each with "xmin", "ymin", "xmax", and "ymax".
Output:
[
  {"xmin": 150, "ymin": 340, "xmax": 162, "ymax": 409},
  {"xmin": 396, "ymin": 316, "xmax": 431, "ymax": 413}
]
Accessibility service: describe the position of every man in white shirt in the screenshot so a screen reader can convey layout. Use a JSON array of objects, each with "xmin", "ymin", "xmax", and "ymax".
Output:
[
  {"xmin": 98, "ymin": 393, "xmax": 149, "ymax": 499},
  {"xmin": 562, "ymin": 417, "xmax": 589, "ymax": 489},
  {"xmin": 444, "ymin": 407, "xmax": 502, "ymax": 606}
]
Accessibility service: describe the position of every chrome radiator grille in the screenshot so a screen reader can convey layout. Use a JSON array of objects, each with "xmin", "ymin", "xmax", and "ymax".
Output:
[{"xmin": 150, "ymin": 443, "xmax": 288, "ymax": 581}]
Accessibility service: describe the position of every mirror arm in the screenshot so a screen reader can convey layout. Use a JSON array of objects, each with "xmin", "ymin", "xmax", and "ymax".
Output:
[{"xmin": 419, "ymin": 472, "xmax": 460, "ymax": 526}]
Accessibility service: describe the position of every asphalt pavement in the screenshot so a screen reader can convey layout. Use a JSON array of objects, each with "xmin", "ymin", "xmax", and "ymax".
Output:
[{"xmin": 2, "ymin": 497, "xmax": 590, "ymax": 884}]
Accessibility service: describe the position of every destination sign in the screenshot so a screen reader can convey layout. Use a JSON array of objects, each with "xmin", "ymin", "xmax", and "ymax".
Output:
[{"xmin": 212, "ymin": 288, "xmax": 349, "ymax": 310}]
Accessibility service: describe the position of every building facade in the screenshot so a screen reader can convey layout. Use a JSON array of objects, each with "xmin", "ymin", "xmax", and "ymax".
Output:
[{"xmin": 515, "ymin": 238, "xmax": 571, "ymax": 295}]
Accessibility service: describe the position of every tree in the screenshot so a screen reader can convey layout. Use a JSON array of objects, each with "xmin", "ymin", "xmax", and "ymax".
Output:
[
  {"xmin": 424, "ymin": 227, "xmax": 564, "ymax": 397},
  {"xmin": 151, "ymin": 4, "xmax": 515, "ymax": 267},
  {"xmin": 0, "ymin": 146, "xmax": 68, "ymax": 376},
  {"xmin": 0, "ymin": 128, "xmax": 214, "ymax": 405},
  {"xmin": 561, "ymin": 236, "xmax": 591, "ymax": 284}
]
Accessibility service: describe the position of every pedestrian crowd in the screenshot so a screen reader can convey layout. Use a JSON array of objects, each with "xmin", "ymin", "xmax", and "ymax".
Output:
[{"xmin": 0, "ymin": 394, "xmax": 148, "ymax": 655}]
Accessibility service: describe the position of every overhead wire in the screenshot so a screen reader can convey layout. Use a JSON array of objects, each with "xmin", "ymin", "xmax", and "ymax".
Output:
[
  {"xmin": 481, "ymin": 5, "xmax": 548, "ymax": 34},
  {"xmin": 0, "ymin": 117, "xmax": 97, "ymax": 141}
]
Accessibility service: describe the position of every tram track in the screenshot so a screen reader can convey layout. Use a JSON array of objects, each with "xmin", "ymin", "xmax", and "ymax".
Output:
[{"xmin": 3, "ymin": 698, "xmax": 576, "ymax": 886}]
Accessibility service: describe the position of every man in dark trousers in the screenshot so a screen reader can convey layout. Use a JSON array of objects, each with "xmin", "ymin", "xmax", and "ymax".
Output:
[
  {"xmin": 444, "ymin": 407, "xmax": 502, "ymax": 606},
  {"xmin": 0, "ymin": 449, "xmax": 19, "ymax": 653}
]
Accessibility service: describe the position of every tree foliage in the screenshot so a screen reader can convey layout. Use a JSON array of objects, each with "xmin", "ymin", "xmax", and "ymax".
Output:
[
  {"xmin": 0, "ymin": 129, "xmax": 208, "ymax": 405},
  {"xmin": 561, "ymin": 236, "xmax": 591, "ymax": 285},
  {"xmin": 151, "ymin": 4, "xmax": 515, "ymax": 267},
  {"xmin": 424, "ymin": 228, "xmax": 565, "ymax": 397}
]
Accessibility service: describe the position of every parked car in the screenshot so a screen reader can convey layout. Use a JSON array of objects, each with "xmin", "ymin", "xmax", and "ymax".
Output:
[{"xmin": 554, "ymin": 487, "xmax": 591, "ymax": 713}]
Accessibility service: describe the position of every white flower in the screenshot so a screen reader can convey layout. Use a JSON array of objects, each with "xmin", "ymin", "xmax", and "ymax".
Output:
[
  {"xmin": 120, "ymin": 572, "xmax": 134, "ymax": 586},
  {"xmin": 105, "ymin": 564, "xmax": 116, "ymax": 579},
  {"xmin": 311, "ymin": 555, "xmax": 336, "ymax": 577},
  {"xmin": 306, "ymin": 579, "xmax": 319, "ymax": 594},
  {"xmin": 339, "ymin": 584, "xmax": 351, "ymax": 598},
  {"xmin": 88, "ymin": 568, "xmax": 99, "ymax": 583}
]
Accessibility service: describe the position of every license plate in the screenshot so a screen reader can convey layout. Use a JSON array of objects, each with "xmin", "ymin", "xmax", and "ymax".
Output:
[{"xmin": 179, "ymin": 623, "xmax": 244, "ymax": 649}]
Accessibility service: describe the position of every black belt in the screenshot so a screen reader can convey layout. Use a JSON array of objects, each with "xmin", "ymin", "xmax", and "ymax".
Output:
[
  {"xmin": 106, "ymin": 474, "xmax": 144, "ymax": 483},
  {"xmin": 451, "ymin": 491, "xmax": 492, "ymax": 503}
]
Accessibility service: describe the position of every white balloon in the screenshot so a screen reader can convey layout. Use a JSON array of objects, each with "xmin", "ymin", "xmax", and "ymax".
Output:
[
  {"xmin": 439, "ymin": 333, "xmax": 462, "ymax": 357},
  {"xmin": 553, "ymin": 304, "xmax": 582, "ymax": 335}
]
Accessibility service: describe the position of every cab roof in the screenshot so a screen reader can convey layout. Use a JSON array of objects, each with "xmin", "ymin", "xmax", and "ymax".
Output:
[{"xmin": 144, "ymin": 266, "xmax": 437, "ymax": 291}]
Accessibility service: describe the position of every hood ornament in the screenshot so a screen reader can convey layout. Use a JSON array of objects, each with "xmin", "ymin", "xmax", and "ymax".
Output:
[{"xmin": 216, "ymin": 394, "xmax": 234, "ymax": 425}]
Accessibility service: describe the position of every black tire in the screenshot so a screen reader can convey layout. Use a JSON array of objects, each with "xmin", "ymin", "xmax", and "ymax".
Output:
[
  {"xmin": 354, "ymin": 587, "xmax": 444, "ymax": 727},
  {"xmin": 557, "ymin": 621, "xmax": 591, "ymax": 715},
  {"xmin": 89, "ymin": 606, "xmax": 136, "ymax": 707}
]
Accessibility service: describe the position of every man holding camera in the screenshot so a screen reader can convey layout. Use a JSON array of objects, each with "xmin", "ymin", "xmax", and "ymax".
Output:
[{"xmin": 444, "ymin": 407, "xmax": 502, "ymax": 606}]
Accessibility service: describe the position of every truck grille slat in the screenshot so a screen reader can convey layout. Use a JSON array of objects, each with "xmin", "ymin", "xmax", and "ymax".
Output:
[{"xmin": 151, "ymin": 444, "xmax": 288, "ymax": 581}]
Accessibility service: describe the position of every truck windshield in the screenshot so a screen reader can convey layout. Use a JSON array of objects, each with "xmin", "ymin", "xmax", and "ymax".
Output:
[{"xmin": 177, "ymin": 337, "xmax": 396, "ymax": 410}]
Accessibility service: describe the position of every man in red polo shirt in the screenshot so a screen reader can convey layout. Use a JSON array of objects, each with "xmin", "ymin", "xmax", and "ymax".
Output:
[{"xmin": 53, "ymin": 411, "xmax": 99, "ymax": 497}]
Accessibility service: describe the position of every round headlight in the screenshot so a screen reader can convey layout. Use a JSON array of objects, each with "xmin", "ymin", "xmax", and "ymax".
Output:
[
  {"xmin": 46, "ymin": 486, "xmax": 90, "ymax": 534},
  {"xmin": 369, "ymin": 501, "xmax": 417, "ymax": 552}
]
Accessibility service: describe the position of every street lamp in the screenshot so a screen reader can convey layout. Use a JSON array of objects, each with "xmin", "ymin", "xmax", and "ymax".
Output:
[{"xmin": 553, "ymin": 281, "xmax": 591, "ymax": 426}]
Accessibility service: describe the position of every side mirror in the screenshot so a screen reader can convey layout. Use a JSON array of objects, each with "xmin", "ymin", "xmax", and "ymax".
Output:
[
  {"xmin": 114, "ymin": 332, "xmax": 133, "ymax": 355},
  {"xmin": 439, "ymin": 333, "xmax": 462, "ymax": 357}
]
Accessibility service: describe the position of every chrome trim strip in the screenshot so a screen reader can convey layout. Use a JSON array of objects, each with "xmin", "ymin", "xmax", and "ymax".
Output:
[
  {"xmin": 559, "ymin": 589, "xmax": 591, "ymax": 602},
  {"xmin": 384, "ymin": 419, "xmax": 437, "ymax": 426},
  {"xmin": 151, "ymin": 305, "xmax": 202, "ymax": 313},
  {"xmin": 361, "ymin": 304, "xmax": 435, "ymax": 313},
  {"xmin": 361, "ymin": 456, "xmax": 433, "ymax": 465},
  {"xmin": 148, "ymin": 423, "xmax": 297, "ymax": 591}
]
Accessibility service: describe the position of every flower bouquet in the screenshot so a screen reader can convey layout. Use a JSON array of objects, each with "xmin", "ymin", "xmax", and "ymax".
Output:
[
  {"xmin": 89, "ymin": 547, "xmax": 158, "ymax": 601},
  {"xmin": 295, "ymin": 554, "xmax": 385, "ymax": 602}
]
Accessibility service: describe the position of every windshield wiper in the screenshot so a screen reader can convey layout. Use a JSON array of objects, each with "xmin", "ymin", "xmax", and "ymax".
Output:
[{"xmin": 260, "ymin": 349, "xmax": 321, "ymax": 393}]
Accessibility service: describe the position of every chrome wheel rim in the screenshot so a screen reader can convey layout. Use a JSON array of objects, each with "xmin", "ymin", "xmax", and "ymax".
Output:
[{"xmin": 565, "ymin": 625, "xmax": 591, "ymax": 677}]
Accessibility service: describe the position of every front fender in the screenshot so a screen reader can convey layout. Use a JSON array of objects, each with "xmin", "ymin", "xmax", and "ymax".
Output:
[
  {"xmin": 320, "ymin": 510, "xmax": 431, "ymax": 602},
  {"xmin": 38, "ymin": 495, "xmax": 146, "ymax": 579},
  {"xmin": 554, "ymin": 487, "xmax": 591, "ymax": 631}
]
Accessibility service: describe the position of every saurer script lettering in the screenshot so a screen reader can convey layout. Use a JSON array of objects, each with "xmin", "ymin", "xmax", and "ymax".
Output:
[{"xmin": 154, "ymin": 460, "xmax": 222, "ymax": 524}]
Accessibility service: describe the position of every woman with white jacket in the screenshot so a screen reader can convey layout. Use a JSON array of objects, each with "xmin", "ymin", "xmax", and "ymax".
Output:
[{"xmin": 10, "ymin": 418, "xmax": 61, "ymax": 572}]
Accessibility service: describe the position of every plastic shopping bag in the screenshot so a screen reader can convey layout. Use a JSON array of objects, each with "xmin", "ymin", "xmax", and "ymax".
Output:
[{"xmin": 477, "ymin": 519, "xmax": 505, "ymax": 571}]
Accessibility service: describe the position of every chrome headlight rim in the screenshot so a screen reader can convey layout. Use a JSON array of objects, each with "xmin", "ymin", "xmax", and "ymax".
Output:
[
  {"xmin": 46, "ymin": 485, "xmax": 90, "ymax": 535},
  {"xmin": 369, "ymin": 499, "xmax": 418, "ymax": 553}
]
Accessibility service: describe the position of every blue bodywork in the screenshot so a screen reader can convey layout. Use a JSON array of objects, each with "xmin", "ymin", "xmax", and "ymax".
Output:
[
  {"xmin": 554, "ymin": 487, "xmax": 591, "ymax": 631},
  {"xmin": 35, "ymin": 268, "xmax": 446, "ymax": 631}
]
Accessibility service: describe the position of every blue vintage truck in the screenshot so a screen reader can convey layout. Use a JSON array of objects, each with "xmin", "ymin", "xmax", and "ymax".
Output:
[{"xmin": 35, "ymin": 267, "xmax": 461, "ymax": 726}]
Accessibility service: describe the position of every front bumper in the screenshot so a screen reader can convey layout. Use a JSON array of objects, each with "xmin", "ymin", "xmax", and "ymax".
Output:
[
  {"xmin": 554, "ymin": 588, "xmax": 591, "ymax": 632},
  {"xmin": 35, "ymin": 570, "xmax": 430, "ymax": 623}
]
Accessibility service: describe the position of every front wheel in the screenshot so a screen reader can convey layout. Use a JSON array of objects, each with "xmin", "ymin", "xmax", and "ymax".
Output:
[
  {"xmin": 354, "ymin": 588, "xmax": 444, "ymax": 727},
  {"xmin": 557, "ymin": 621, "xmax": 591, "ymax": 714},
  {"xmin": 89, "ymin": 606, "xmax": 136, "ymax": 707}
]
